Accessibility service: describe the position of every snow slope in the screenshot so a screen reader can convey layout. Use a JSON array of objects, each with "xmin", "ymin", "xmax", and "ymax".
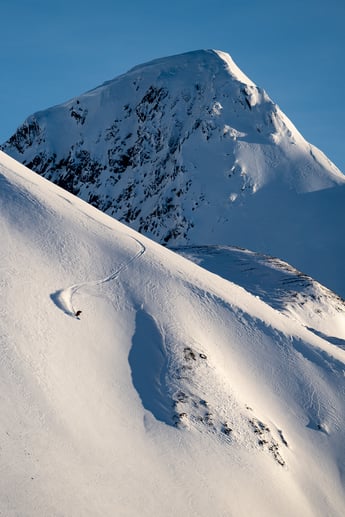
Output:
[
  {"xmin": 2, "ymin": 49, "xmax": 345, "ymax": 297},
  {"xmin": 1, "ymin": 150, "xmax": 345, "ymax": 516},
  {"xmin": 177, "ymin": 245, "xmax": 345, "ymax": 344}
]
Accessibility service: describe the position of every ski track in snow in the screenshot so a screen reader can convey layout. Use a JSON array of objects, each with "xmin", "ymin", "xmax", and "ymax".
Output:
[{"xmin": 51, "ymin": 235, "xmax": 146, "ymax": 317}]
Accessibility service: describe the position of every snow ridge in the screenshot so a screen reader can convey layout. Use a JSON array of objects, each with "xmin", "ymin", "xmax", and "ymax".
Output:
[{"xmin": 2, "ymin": 49, "xmax": 345, "ymax": 297}]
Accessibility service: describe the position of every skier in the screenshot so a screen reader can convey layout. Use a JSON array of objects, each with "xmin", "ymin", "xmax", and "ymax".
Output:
[{"xmin": 75, "ymin": 310, "xmax": 82, "ymax": 318}]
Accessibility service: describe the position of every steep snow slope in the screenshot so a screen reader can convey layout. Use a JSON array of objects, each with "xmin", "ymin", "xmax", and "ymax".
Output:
[
  {"xmin": 2, "ymin": 49, "xmax": 345, "ymax": 297},
  {"xmin": 1, "ymin": 150, "xmax": 345, "ymax": 516}
]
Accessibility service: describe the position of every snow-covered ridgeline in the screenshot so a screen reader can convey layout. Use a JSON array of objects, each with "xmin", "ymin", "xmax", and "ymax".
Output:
[{"xmin": 2, "ymin": 49, "xmax": 345, "ymax": 298}]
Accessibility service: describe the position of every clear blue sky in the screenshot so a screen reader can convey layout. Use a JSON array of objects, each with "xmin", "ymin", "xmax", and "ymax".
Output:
[{"xmin": 2, "ymin": 0, "xmax": 344, "ymax": 171}]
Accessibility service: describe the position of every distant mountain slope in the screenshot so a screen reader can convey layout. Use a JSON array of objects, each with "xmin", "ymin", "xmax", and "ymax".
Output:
[
  {"xmin": 2, "ymin": 49, "xmax": 345, "ymax": 296},
  {"xmin": 1, "ymin": 150, "xmax": 345, "ymax": 516},
  {"xmin": 177, "ymin": 245, "xmax": 345, "ymax": 345}
]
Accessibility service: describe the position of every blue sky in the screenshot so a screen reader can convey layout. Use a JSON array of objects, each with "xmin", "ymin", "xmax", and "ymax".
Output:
[{"xmin": 2, "ymin": 0, "xmax": 344, "ymax": 171}]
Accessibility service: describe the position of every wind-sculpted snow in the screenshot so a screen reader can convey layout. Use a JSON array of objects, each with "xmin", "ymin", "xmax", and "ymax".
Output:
[
  {"xmin": 1, "ymin": 151, "xmax": 345, "ymax": 516},
  {"xmin": 2, "ymin": 49, "xmax": 345, "ymax": 297}
]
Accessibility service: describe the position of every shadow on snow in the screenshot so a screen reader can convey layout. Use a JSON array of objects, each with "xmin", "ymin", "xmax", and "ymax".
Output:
[
  {"xmin": 128, "ymin": 308, "xmax": 174, "ymax": 426},
  {"xmin": 50, "ymin": 289, "xmax": 75, "ymax": 317}
]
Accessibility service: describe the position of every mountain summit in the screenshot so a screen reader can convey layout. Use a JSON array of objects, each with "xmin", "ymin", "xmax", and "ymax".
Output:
[{"xmin": 2, "ymin": 49, "xmax": 345, "ymax": 295}]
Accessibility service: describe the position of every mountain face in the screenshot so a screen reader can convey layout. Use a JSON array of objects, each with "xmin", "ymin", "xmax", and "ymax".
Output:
[
  {"xmin": 2, "ymin": 49, "xmax": 345, "ymax": 296},
  {"xmin": 1, "ymin": 150, "xmax": 345, "ymax": 516}
]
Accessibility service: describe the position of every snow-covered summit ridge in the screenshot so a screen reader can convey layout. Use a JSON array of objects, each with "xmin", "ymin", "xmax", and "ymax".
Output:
[
  {"xmin": 2, "ymin": 49, "xmax": 345, "ymax": 296},
  {"xmin": 3, "ymin": 48, "xmax": 343, "ymax": 183},
  {"xmin": 124, "ymin": 49, "xmax": 256, "ymax": 86},
  {"xmin": 3, "ymin": 48, "xmax": 343, "ymax": 198}
]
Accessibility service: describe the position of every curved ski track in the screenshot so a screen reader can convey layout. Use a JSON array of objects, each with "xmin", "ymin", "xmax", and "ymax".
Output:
[{"xmin": 52, "ymin": 236, "xmax": 146, "ymax": 317}]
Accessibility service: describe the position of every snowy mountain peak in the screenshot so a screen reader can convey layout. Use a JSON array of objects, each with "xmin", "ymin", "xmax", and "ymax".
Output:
[
  {"xmin": 212, "ymin": 49, "xmax": 257, "ymax": 85},
  {"xmin": 124, "ymin": 49, "xmax": 256, "ymax": 86},
  {"xmin": 2, "ymin": 50, "xmax": 345, "ymax": 296}
]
